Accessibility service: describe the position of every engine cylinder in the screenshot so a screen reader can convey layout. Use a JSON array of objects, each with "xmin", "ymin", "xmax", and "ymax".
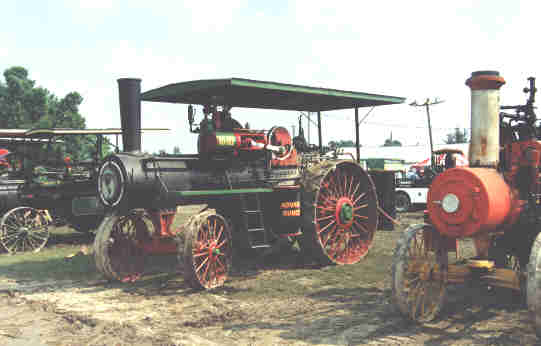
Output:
[
  {"xmin": 465, "ymin": 71, "xmax": 505, "ymax": 167},
  {"xmin": 427, "ymin": 167, "xmax": 516, "ymax": 238}
]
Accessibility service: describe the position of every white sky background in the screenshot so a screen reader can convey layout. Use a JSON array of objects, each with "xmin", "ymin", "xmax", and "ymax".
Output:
[{"xmin": 1, "ymin": 1, "xmax": 540, "ymax": 154}]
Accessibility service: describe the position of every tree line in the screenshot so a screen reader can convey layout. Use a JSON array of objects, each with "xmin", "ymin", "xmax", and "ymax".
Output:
[{"xmin": 0, "ymin": 66, "xmax": 113, "ymax": 162}]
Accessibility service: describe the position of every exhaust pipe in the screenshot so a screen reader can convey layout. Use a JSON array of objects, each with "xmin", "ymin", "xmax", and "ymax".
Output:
[
  {"xmin": 465, "ymin": 71, "xmax": 506, "ymax": 167},
  {"xmin": 117, "ymin": 78, "xmax": 142, "ymax": 152}
]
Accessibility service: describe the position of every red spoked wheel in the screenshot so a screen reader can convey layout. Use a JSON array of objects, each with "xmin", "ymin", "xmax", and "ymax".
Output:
[
  {"xmin": 183, "ymin": 209, "xmax": 233, "ymax": 290},
  {"xmin": 94, "ymin": 210, "xmax": 152, "ymax": 282},
  {"xmin": 300, "ymin": 161, "xmax": 378, "ymax": 265}
]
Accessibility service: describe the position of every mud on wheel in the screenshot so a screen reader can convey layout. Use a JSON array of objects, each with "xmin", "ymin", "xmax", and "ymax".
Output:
[
  {"xmin": 0, "ymin": 207, "xmax": 50, "ymax": 253},
  {"xmin": 94, "ymin": 210, "xmax": 153, "ymax": 282},
  {"xmin": 392, "ymin": 224, "xmax": 448, "ymax": 323},
  {"xmin": 300, "ymin": 160, "xmax": 378, "ymax": 265},
  {"xmin": 182, "ymin": 209, "xmax": 233, "ymax": 290}
]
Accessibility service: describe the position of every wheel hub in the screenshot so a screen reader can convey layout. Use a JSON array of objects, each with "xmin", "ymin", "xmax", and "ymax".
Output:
[
  {"xmin": 336, "ymin": 197, "xmax": 354, "ymax": 228},
  {"xmin": 19, "ymin": 227, "xmax": 29, "ymax": 237},
  {"xmin": 208, "ymin": 241, "xmax": 221, "ymax": 258}
]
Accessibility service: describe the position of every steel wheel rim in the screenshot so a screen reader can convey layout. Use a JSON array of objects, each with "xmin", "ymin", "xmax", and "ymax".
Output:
[
  {"xmin": 191, "ymin": 215, "xmax": 232, "ymax": 289},
  {"xmin": 403, "ymin": 227, "xmax": 447, "ymax": 321},
  {"xmin": 0, "ymin": 207, "xmax": 49, "ymax": 253},
  {"xmin": 314, "ymin": 163, "xmax": 377, "ymax": 264},
  {"xmin": 108, "ymin": 212, "xmax": 148, "ymax": 282}
]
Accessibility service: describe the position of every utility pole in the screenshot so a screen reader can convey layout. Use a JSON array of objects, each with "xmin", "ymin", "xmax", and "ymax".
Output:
[
  {"xmin": 292, "ymin": 125, "xmax": 296, "ymax": 137},
  {"xmin": 307, "ymin": 112, "xmax": 311, "ymax": 145},
  {"xmin": 410, "ymin": 98, "xmax": 444, "ymax": 169}
]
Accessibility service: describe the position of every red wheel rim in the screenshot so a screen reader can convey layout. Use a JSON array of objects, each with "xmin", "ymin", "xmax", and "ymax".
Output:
[
  {"xmin": 314, "ymin": 164, "xmax": 377, "ymax": 264},
  {"xmin": 108, "ymin": 213, "xmax": 147, "ymax": 282},
  {"xmin": 191, "ymin": 215, "xmax": 232, "ymax": 289}
]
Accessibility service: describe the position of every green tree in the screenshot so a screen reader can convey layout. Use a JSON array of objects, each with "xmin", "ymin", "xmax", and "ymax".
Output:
[
  {"xmin": 173, "ymin": 146, "xmax": 181, "ymax": 154},
  {"xmin": 328, "ymin": 140, "xmax": 357, "ymax": 148},
  {"xmin": 444, "ymin": 127, "xmax": 468, "ymax": 144},
  {"xmin": 0, "ymin": 66, "xmax": 96, "ymax": 161},
  {"xmin": 383, "ymin": 138, "xmax": 402, "ymax": 146}
]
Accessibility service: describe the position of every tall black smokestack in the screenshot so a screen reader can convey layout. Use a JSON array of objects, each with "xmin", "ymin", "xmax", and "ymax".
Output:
[{"xmin": 117, "ymin": 78, "xmax": 142, "ymax": 152}]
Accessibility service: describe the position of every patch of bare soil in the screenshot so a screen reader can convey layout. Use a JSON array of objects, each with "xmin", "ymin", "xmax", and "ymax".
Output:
[{"xmin": 0, "ymin": 211, "xmax": 539, "ymax": 345}]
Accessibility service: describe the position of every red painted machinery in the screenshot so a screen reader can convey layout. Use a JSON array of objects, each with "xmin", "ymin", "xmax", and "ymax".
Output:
[
  {"xmin": 391, "ymin": 71, "xmax": 541, "ymax": 334},
  {"xmin": 93, "ymin": 78, "xmax": 405, "ymax": 288}
]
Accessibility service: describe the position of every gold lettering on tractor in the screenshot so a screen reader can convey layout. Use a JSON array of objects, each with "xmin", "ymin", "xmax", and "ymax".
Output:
[
  {"xmin": 280, "ymin": 201, "xmax": 300, "ymax": 209},
  {"xmin": 282, "ymin": 209, "xmax": 300, "ymax": 217},
  {"xmin": 216, "ymin": 135, "xmax": 235, "ymax": 147},
  {"xmin": 280, "ymin": 200, "xmax": 300, "ymax": 216}
]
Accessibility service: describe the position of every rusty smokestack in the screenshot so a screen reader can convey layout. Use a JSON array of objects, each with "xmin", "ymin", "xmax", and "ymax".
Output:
[
  {"xmin": 117, "ymin": 78, "xmax": 142, "ymax": 152},
  {"xmin": 465, "ymin": 71, "xmax": 506, "ymax": 167}
]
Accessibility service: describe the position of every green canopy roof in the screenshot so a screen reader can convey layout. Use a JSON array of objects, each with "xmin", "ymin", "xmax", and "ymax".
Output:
[{"xmin": 141, "ymin": 78, "xmax": 405, "ymax": 111}]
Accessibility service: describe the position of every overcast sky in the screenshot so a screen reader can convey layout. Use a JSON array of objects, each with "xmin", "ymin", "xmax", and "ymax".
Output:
[{"xmin": 2, "ymin": 1, "xmax": 540, "ymax": 154}]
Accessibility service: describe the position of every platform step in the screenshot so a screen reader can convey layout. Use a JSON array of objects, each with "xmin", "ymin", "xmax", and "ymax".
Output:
[{"xmin": 251, "ymin": 244, "xmax": 272, "ymax": 249}]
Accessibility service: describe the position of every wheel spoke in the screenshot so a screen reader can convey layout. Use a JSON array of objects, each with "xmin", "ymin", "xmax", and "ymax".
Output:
[
  {"xmin": 352, "ymin": 220, "xmax": 369, "ymax": 233},
  {"xmin": 195, "ymin": 256, "xmax": 209, "ymax": 274},
  {"xmin": 215, "ymin": 225, "xmax": 224, "ymax": 244},
  {"xmin": 317, "ymin": 219, "xmax": 336, "ymax": 234},
  {"xmin": 321, "ymin": 225, "xmax": 338, "ymax": 247},
  {"xmin": 316, "ymin": 214, "xmax": 335, "ymax": 222},
  {"xmin": 215, "ymin": 238, "xmax": 228, "ymax": 249},
  {"xmin": 349, "ymin": 181, "xmax": 361, "ymax": 200}
]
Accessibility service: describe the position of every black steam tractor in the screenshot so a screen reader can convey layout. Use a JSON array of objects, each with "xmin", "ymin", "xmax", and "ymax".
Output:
[
  {"xmin": 0, "ymin": 128, "xmax": 165, "ymax": 253},
  {"xmin": 93, "ymin": 78, "xmax": 404, "ymax": 287}
]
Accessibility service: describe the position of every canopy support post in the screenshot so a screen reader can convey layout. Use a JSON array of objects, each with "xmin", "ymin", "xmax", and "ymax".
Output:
[
  {"xmin": 97, "ymin": 134, "xmax": 103, "ymax": 162},
  {"xmin": 355, "ymin": 107, "xmax": 360, "ymax": 163},
  {"xmin": 317, "ymin": 111, "xmax": 322, "ymax": 154}
]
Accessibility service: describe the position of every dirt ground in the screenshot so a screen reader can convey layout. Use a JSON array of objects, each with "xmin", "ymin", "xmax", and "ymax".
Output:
[{"xmin": 0, "ymin": 209, "xmax": 539, "ymax": 345}]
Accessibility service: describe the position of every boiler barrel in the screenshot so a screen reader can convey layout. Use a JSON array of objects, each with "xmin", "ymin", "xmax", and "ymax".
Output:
[{"xmin": 427, "ymin": 167, "xmax": 517, "ymax": 238}]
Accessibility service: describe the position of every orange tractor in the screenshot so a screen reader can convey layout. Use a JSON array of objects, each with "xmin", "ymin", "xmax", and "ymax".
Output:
[{"xmin": 391, "ymin": 71, "xmax": 541, "ymax": 334}]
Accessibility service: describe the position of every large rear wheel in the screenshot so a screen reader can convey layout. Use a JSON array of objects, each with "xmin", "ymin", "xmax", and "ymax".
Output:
[
  {"xmin": 183, "ymin": 209, "xmax": 233, "ymax": 290},
  {"xmin": 392, "ymin": 224, "xmax": 448, "ymax": 323},
  {"xmin": 300, "ymin": 161, "xmax": 378, "ymax": 265},
  {"xmin": 0, "ymin": 207, "xmax": 50, "ymax": 253},
  {"xmin": 94, "ymin": 210, "xmax": 152, "ymax": 282}
]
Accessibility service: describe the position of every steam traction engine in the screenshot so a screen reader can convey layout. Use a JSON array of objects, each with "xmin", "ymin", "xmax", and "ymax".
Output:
[
  {"xmin": 391, "ymin": 70, "xmax": 541, "ymax": 333},
  {"xmin": 93, "ymin": 78, "xmax": 404, "ymax": 288}
]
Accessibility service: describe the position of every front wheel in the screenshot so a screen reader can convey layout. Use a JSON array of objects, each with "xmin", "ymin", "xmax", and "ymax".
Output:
[
  {"xmin": 94, "ymin": 210, "xmax": 152, "ymax": 282},
  {"xmin": 182, "ymin": 209, "xmax": 233, "ymax": 290},
  {"xmin": 395, "ymin": 191, "xmax": 412, "ymax": 213},
  {"xmin": 392, "ymin": 224, "xmax": 448, "ymax": 323}
]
